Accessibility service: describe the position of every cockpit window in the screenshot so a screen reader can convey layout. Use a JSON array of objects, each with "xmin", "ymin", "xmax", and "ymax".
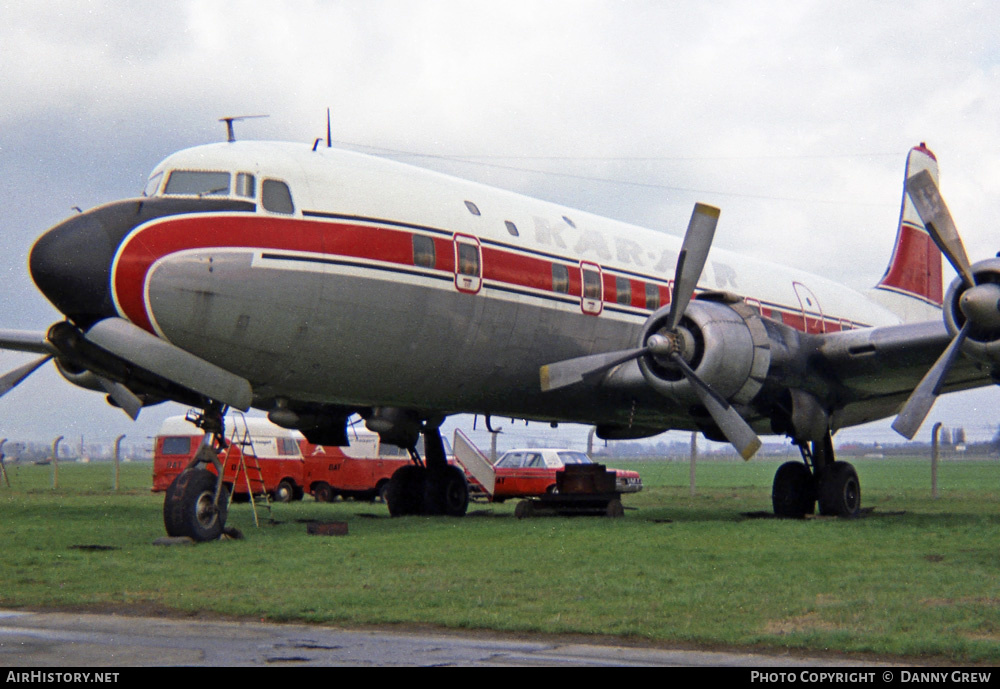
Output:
[
  {"xmin": 235, "ymin": 172, "xmax": 256, "ymax": 198},
  {"xmin": 262, "ymin": 179, "xmax": 294, "ymax": 214},
  {"xmin": 164, "ymin": 170, "xmax": 231, "ymax": 196},
  {"xmin": 143, "ymin": 172, "xmax": 163, "ymax": 197}
]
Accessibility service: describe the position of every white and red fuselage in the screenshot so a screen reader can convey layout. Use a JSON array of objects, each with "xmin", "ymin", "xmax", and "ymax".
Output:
[{"xmin": 29, "ymin": 140, "xmax": 945, "ymax": 438}]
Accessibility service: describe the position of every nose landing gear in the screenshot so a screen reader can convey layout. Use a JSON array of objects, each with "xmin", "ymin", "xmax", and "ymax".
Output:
[{"xmin": 162, "ymin": 405, "xmax": 232, "ymax": 541}]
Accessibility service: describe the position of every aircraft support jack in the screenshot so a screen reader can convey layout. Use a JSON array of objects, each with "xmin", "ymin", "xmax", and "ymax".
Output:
[
  {"xmin": 385, "ymin": 423, "xmax": 469, "ymax": 517},
  {"xmin": 162, "ymin": 405, "xmax": 232, "ymax": 541},
  {"xmin": 772, "ymin": 432, "xmax": 860, "ymax": 518}
]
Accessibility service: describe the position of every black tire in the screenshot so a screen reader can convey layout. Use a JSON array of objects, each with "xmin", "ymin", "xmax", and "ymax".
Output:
[
  {"xmin": 423, "ymin": 465, "xmax": 469, "ymax": 516},
  {"xmin": 818, "ymin": 461, "xmax": 861, "ymax": 517},
  {"xmin": 376, "ymin": 480, "xmax": 390, "ymax": 504},
  {"xmin": 272, "ymin": 479, "xmax": 295, "ymax": 503},
  {"xmin": 385, "ymin": 465, "xmax": 425, "ymax": 517},
  {"xmin": 771, "ymin": 461, "xmax": 816, "ymax": 518},
  {"xmin": 163, "ymin": 468, "xmax": 229, "ymax": 541},
  {"xmin": 312, "ymin": 482, "xmax": 335, "ymax": 503}
]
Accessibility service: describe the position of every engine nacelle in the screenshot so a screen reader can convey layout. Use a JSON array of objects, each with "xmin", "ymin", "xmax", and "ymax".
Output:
[
  {"xmin": 636, "ymin": 297, "xmax": 771, "ymax": 406},
  {"xmin": 944, "ymin": 258, "xmax": 1000, "ymax": 365},
  {"xmin": 53, "ymin": 358, "xmax": 105, "ymax": 392}
]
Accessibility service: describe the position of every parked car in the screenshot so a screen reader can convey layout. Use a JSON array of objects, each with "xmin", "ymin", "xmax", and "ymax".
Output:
[{"xmin": 490, "ymin": 448, "xmax": 641, "ymax": 501}]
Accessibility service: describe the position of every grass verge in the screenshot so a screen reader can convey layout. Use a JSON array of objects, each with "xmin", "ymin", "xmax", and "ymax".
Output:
[{"xmin": 1, "ymin": 458, "xmax": 998, "ymax": 662}]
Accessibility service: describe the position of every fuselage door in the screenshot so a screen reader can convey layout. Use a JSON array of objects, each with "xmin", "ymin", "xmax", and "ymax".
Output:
[
  {"xmin": 580, "ymin": 261, "xmax": 603, "ymax": 315},
  {"xmin": 453, "ymin": 234, "xmax": 482, "ymax": 294},
  {"xmin": 792, "ymin": 281, "xmax": 826, "ymax": 334}
]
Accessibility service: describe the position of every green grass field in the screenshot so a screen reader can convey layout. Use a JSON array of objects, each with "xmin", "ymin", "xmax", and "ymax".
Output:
[{"xmin": 1, "ymin": 457, "xmax": 999, "ymax": 662}]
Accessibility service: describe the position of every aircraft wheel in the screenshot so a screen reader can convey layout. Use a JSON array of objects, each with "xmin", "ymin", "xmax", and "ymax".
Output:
[
  {"xmin": 273, "ymin": 479, "xmax": 295, "ymax": 503},
  {"xmin": 163, "ymin": 468, "xmax": 229, "ymax": 541},
  {"xmin": 426, "ymin": 465, "xmax": 469, "ymax": 516},
  {"xmin": 385, "ymin": 465, "xmax": 425, "ymax": 517},
  {"xmin": 771, "ymin": 461, "xmax": 816, "ymax": 518},
  {"xmin": 818, "ymin": 461, "xmax": 861, "ymax": 517}
]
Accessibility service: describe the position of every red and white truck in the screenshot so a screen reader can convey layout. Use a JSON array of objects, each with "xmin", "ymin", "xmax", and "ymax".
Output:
[
  {"xmin": 153, "ymin": 415, "xmax": 460, "ymax": 503},
  {"xmin": 152, "ymin": 415, "xmax": 306, "ymax": 501}
]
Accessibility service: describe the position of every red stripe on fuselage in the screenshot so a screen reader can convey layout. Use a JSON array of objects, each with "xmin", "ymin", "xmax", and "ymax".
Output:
[
  {"xmin": 112, "ymin": 212, "xmax": 856, "ymax": 337},
  {"xmin": 113, "ymin": 215, "xmax": 416, "ymax": 332}
]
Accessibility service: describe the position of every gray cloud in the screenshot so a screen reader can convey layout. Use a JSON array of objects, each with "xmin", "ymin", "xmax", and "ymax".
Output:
[{"xmin": 1, "ymin": 0, "xmax": 998, "ymax": 442}]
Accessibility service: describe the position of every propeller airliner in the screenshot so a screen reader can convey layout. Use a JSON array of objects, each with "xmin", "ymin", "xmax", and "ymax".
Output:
[{"xmin": 2, "ymin": 124, "xmax": 994, "ymax": 539}]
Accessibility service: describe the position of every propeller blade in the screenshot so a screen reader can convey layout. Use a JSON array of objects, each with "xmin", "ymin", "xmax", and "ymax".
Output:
[
  {"xmin": 0, "ymin": 355, "xmax": 52, "ymax": 399},
  {"xmin": 891, "ymin": 322, "xmax": 971, "ymax": 440},
  {"xmin": 540, "ymin": 335, "xmax": 676, "ymax": 392},
  {"xmin": 669, "ymin": 353, "xmax": 761, "ymax": 460},
  {"xmin": 907, "ymin": 169, "xmax": 975, "ymax": 288},
  {"xmin": 541, "ymin": 347, "xmax": 649, "ymax": 392},
  {"xmin": 96, "ymin": 376, "xmax": 143, "ymax": 421},
  {"xmin": 666, "ymin": 203, "xmax": 720, "ymax": 331}
]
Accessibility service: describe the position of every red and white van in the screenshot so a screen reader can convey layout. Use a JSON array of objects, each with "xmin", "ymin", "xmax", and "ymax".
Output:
[
  {"xmin": 153, "ymin": 416, "xmax": 460, "ymax": 503},
  {"xmin": 152, "ymin": 415, "xmax": 306, "ymax": 501},
  {"xmin": 299, "ymin": 431, "xmax": 458, "ymax": 502}
]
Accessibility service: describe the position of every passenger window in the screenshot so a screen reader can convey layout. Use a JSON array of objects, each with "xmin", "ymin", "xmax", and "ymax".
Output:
[
  {"xmin": 583, "ymin": 268, "xmax": 601, "ymax": 300},
  {"xmin": 504, "ymin": 221, "xmax": 519, "ymax": 237},
  {"xmin": 645, "ymin": 283, "xmax": 661, "ymax": 310},
  {"xmin": 616, "ymin": 276, "xmax": 631, "ymax": 305},
  {"xmin": 413, "ymin": 235, "xmax": 436, "ymax": 269},
  {"xmin": 464, "ymin": 200, "xmax": 481, "ymax": 216},
  {"xmin": 457, "ymin": 242, "xmax": 480, "ymax": 277},
  {"xmin": 552, "ymin": 264, "xmax": 570, "ymax": 293},
  {"xmin": 235, "ymin": 173, "xmax": 256, "ymax": 198},
  {"xmin": 262, "ymin": 179, "xmax": 294, "ymax": 214}
]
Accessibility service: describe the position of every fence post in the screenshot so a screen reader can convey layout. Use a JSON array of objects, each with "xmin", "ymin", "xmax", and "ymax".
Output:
[
  {"xmin": 689, "ymin": 432, "xmax": 697, "ymax": 497},
  {"xmin": 114, "ymin": 434, "xmax": 126, "ymax": 491},
  {"xmin": 0, "ymin": 438, "xmax": 8, "ymax": 488},
  {"xmin": 931, "ymin": 422, "xmax": 941, "ymax": 499},
  {"xmin": 51, "ymin": 436, "xmax": 63, "ymax": 489}
]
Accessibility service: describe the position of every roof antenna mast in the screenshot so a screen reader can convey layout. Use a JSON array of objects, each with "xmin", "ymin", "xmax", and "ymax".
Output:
[{"xmin": 218, "ymin": 114, "xmax": 268, "ymax": 143}]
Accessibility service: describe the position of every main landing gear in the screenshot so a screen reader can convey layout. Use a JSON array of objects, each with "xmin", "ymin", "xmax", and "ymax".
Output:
[
  {"xmin": 771, "ymin": 432, "xmax": 861, "ymax": 519},
  {"xmin": 163, "ymin": 406, "xmax": 232, "ymax": 541},
  {"xmin": 384, "ymin": 424, "xmax": 469, "ymax": 517}
]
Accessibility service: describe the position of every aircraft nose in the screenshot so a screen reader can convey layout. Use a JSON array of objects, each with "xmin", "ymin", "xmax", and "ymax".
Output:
[{"xmin": 29, "ymin": 210, "xmax": 119, "ymax": 327}]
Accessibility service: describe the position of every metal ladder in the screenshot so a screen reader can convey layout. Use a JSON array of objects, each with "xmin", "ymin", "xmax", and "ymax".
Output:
[{"xmin": 225, "ymin": 412, "xmax": 272, "ymax": 527}]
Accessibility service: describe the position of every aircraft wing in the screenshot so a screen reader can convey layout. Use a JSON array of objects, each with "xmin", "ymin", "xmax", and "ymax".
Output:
[{"xmin": 813, "ymin": 320, "xmax": 992, "ymax": 432}]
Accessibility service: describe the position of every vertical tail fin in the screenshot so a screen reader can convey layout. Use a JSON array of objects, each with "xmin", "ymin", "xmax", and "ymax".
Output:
[{"xmin": 875, "ymin": 143, "xmax": 943, "ymax": 307}]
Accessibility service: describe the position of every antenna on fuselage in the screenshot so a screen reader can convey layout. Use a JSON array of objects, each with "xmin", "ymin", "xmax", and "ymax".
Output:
[
  {"xmin": 218, "ymin": 114, "xmax": 268, "ymax": 143},
  {"xmin": 313, "ymin": 108, "xmax": 334, "ymax": 152}
]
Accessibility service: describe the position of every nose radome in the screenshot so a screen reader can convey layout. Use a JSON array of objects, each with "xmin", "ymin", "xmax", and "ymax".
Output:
[{"xmin": 29, "ymin": 211, "xmax": 118, "ymax": 327}]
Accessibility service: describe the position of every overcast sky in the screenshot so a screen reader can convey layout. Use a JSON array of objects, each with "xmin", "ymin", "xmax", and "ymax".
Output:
[{"xmin": 1, "ymin": 0, "xmax": 999, "ymax": 449}]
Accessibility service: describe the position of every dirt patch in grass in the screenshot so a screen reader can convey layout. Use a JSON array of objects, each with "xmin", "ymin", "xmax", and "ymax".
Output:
[{"xmin": 763, "ymin": 611, "xmax": 843, "ymax": 635}]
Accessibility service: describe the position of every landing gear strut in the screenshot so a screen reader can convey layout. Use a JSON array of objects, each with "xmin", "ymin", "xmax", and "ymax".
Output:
[
  {"xmin": 385, "ymin": 422, "xmax": 469, "ymax": 517},
  {"xmin": 163, "ymin": 405, "xmax": 232, "ymax": 541},
  {"xmin": 771, "ymin": 432, "xmax": 861, "ymax": 518}
]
